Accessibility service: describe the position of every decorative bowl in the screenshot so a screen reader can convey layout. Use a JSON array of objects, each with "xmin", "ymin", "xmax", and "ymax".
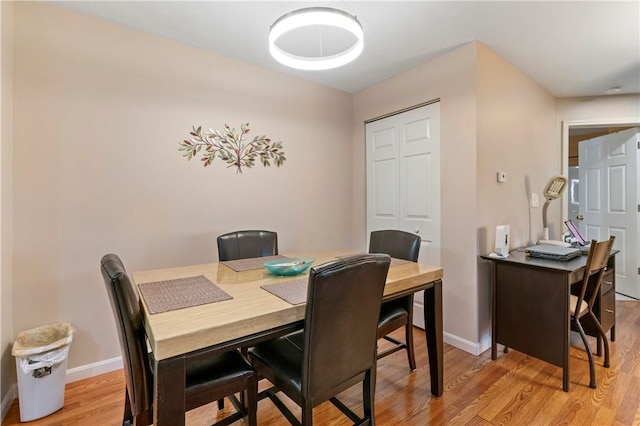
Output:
[{"xmin": 263, "ymin": 258, "xmax": 314, "ymax": 276}]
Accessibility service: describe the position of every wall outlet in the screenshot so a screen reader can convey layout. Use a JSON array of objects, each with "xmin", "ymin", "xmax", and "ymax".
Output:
[{"xmin": 531, "ymin": 193, "xmax": 539, "ymax": 208}]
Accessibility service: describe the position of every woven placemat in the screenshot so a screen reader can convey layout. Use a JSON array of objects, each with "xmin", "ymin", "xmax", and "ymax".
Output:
[
  {"xmin": 390, "ymin": 257, "xmax": 410, "ymax": 267},
  {"xmin": 138, "ymin": 275, "xmax": 232, "ymax": 314},
  {"xmin": 261, "ymin": 277, "xmax": 308, "ymax": 305},
  {"xmin": 221, "ymin": 255, "xmax": 287, "ymax": 272},
  {"xmin": 337, "ymin": 254, "xmax": 410, "ymax": 267}
]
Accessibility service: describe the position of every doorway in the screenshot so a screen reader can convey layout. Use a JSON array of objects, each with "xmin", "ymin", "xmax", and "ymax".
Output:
[{"xmin": 562, "ymin": 119, "xmax": 640, "ymax": 300}]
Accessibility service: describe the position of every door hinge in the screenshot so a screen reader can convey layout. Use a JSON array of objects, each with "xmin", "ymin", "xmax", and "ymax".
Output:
[{"xmin": 638, "ymin": 267, "xmax": 640, "ymax": 275}]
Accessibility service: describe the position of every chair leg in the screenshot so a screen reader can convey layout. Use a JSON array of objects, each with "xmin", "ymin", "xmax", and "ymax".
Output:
[
  {"xmin": 122, "ymin": 388, "xmax": 133, "ymax": 426},
  {"xmin": 588, "ymin": 310, "xmax": 610, "ymax": 368},
  {"xmin": 301, "ymin": 400, "xmax": 313, "ymax": 426},
  {"xmin": 363, "ymin": 368, "xmax": 376, "ymax": 426},
  {"xmin": 136, "ymin": 409, "xmax": 152, "ymax": 426},
  {"xmin": 574, "ymin": 318, "xmax": 596, "ymax": 388},
  {"xmin": 245, "ymin": 376, "xmax": 258, "ymax": 426},
  {"xmin": 405, "ymin": 323, "xmax": 416, "ymax": 371}
]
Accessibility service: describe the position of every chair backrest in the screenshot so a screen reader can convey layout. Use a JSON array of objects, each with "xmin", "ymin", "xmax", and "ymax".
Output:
[
  {"xmin": 302, "ymin": 254, "xmax": 390, "ymax": 401},
  {"xmin": 217, "ymin": 230, "xmax": 278, "ymax": 261},
  {"xmin": 100, "ymin": 254, "xmax": 152, "ymax": 417},
  {"xmin": 369, "ymin": 230, "xmax": 421, "ymax": 262},
  {"xmin": 574, "ymin": 236, "xmax": 616, "ymax": 314}
]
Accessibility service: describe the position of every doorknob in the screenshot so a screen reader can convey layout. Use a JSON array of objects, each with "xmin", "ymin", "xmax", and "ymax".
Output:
[{"xmin": 576, "ymin": 215, "xmax": 584, "ymax": 221}]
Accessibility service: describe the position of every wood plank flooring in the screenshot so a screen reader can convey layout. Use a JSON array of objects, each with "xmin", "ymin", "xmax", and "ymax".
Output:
[{"xmin": 3, "ymin": 301, "xmax": 639, "ymax": 425}]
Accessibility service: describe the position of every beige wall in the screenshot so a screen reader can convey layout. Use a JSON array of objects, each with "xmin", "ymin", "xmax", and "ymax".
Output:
[
  {"xmin": 476, "ymin": 44, "xmax": 559, "ymax": 248},
  {"xmin": 1, "ymin": 0, "xmax": 15, "ymax": 411},
  {"xmin": 10, "ymin": 2, "xmax": 354, "ymax": 376},
  {"xmin": 475, "ymin": 44, "xmax": 558, "ymax": 347},
  {"xmin": 353, "ymin": 42, "xmax": 479, "ymax": 350},
  {"xmin": 353, "ymin": 42, "xmax": 560, "ymax": 351},
  {"xmin": 557, "ymin": 94, "xmax": 640, "ymax": 123}
]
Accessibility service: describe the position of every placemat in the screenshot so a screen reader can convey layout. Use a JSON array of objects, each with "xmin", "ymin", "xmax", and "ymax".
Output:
[
  {"xmin": 221, "ymin": 255, "xmax": 288, "ymax": 272},
  {"xmin": 261, "ymin": 277, "xmax": 308, "ymax": 305},
  {"xmin": 390, "ymin": 257, "xmax": 410, "ymax": 267},
  {"xmin": 337, "ymin": 254, "xmax": 410, "ymax": 267},
  {"xmin": 138, "ymin": 275, "xmax": 232, "ymax": 314}
]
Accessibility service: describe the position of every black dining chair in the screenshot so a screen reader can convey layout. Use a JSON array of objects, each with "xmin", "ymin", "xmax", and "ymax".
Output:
[
  {"xmin": 369, "ymin": 229, "xmax": 421, "ymax": 370},
  {"xmin": 217, "ymin": 230, "xmax": 278, "ymax": 261},
  {"xmin": 100, "ymin": 254, "xmax": 257, "ymax": 426},
  {"xmin": 571, "ymin": 236, "xmax": 615, "ymax": 388},
  {"xmin": 248, "ymin": 254, "xmax": 391, "ymax": 426}
]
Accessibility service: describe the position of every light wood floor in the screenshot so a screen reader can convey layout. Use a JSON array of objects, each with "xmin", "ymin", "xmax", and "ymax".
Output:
[{"xmin": 3, "ymin": 301, "xmax": 639, "ymax": 425}]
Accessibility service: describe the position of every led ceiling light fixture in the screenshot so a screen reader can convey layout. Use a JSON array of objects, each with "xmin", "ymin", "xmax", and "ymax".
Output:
[{"xmin": 269, "ymin": 7, "xmax": 363, "ymax": 71}]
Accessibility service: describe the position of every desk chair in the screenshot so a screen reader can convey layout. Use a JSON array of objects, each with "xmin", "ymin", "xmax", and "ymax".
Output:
[
  {"xmin": 217, "ymin": 230, "xmax": 278, "ymax": 261},
  {"xmin": 571, "ymin": 236, "xmax": 615, "ymax": 388},
  {"xmin": 248, "ymin": 254, "xmax": 391, "ymax": 426},
  {"xmin": 369, "ymin": 229, "xmax": 421, "ymax": 370},
  {"xmin": 100, "ymin": 254, "xmax": 257, "ymax": 426}
]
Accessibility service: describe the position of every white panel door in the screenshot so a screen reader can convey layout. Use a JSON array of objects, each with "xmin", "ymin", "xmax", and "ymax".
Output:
[
  {"xmin": 398, "ymin": 105, "xmax": 441, "ymax": 267},
  {"xmin": 366, "ymin": 102, "xmax": 441, "ymax": 326},
  {"xmin": 579, "ymin": 127, "xmax": 639, "ymax": 299},
  {"xmin": 366, "ymin": 118, "xmax": 399, "ymax": 231}
]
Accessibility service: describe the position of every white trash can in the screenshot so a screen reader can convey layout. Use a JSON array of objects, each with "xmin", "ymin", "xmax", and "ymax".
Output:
[{"xmin": 11, "ymin": 323, "xmax": 74, "ymax": 422}]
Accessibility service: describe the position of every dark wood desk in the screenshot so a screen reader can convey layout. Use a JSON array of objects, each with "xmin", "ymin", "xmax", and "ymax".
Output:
[
  {"xmin": 482, "ymin": 249, "xmax": 617, "ymax": 391},
  {"xmin": 134, "ymin": 250, "xmax": 444, "ymax": 426}
]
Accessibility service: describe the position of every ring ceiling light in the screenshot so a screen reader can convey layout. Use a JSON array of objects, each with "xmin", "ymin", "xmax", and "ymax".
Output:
[{"xmin": 269, "ymin": 7, "xmax": 363, "ymax": 71}]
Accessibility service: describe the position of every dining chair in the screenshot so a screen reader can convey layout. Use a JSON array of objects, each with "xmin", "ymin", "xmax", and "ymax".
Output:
[
  {"xmin": 100, "ymin": 253, "xmax": 257, "ymax": 426},
  {"xmin": 217, "ymin": 229, "xmax": 278, "ymax": 261},
  {"xmin": 369, "ymin": 229, "xmax": 421, "ymax": 370},
  {"xmin": 248, "ymin": 253, "xmax": 391, "ymax": 426},
  {"xmin": 571, "ymin": 236, "xmax": 615, "ymax": 388}
]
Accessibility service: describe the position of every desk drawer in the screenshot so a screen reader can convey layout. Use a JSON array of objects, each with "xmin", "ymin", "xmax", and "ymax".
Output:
[
  {"xmin": 601, "ymin": 269, "xmax": 614, "ymax": 295},
  {"xmin": 599, "ymin": 288, "xmax": 615, "ymax": 332}
]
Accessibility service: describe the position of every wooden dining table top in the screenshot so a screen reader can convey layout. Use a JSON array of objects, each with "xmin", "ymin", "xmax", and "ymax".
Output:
[{"xmin": 133, "ymin": 249, "xmax": 444, "ymax": 361}]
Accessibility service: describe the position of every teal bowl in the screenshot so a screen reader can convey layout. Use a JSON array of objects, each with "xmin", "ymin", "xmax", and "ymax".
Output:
[{"xmin": 264, "ymin": 258, "xmax": 314, "ymax": 276}]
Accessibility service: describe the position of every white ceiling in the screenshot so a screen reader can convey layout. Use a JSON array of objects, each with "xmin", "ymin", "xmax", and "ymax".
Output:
[{"xmin": 47, "ymin": 1, "xmax": 640, "ymax": 97}]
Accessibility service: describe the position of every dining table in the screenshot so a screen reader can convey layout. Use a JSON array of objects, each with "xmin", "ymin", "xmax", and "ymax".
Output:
[{"xmin": 133, "ymin": 249, "xmax": 444, "ymax": 426}]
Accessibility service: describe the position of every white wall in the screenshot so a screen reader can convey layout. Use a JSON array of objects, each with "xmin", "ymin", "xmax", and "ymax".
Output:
[{"xmin": 10, "ymin": 2, "xmax": 354, "ymax": 376}]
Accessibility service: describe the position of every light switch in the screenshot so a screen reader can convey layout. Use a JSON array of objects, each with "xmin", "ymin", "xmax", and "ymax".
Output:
[{"xmin": 497, "ymin": 171, "xmax": 507, "ymax": 183}]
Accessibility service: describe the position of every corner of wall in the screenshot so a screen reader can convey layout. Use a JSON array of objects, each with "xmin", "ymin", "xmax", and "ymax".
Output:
[{"xmin": 1, "ymin": 0, "xmax": 16, "ymax": 418}]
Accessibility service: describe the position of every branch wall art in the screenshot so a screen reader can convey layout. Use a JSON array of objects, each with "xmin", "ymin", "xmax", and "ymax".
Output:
[{"xmin": 179, "ymin": 123, "xmax": 286, "ymax": 174}]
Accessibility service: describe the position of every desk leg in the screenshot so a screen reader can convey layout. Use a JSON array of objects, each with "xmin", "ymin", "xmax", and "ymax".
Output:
[
  {"xmin": 154, "ymin": 356, "xmax": 186, "ymax": 426},
  {"xmin": 424, "ymin": 279, "xmax": 443, "ymax": 397},
  {"xmin": 490, "ymin": 262, "xmax": 497, "ymax": 360}
]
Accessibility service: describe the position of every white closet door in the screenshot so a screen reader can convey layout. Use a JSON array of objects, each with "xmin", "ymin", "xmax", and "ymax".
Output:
[{"xmin": 366, "ymin": 102, "xmax": 441, "ymax": 326}]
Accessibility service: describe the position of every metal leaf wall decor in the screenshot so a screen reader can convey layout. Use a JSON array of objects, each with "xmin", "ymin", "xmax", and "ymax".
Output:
[{"xmin": 179, "ymin": 123, "xmax": 286, "ymax": 174}]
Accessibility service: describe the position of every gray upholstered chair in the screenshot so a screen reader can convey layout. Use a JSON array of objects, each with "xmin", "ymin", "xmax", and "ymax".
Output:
[
  {"xmin": 100, "ymin": 254, "xmax": 257, "ymax": 426},
  {"xmin": 571, "ymin": 236, "xmax": 615, "ymax": 388},
  {"xmin": 217, "ymin": 230, "xmax": 278, "ymax": 261},
  {"xmin": 369, "ymin": 229, "xmax": 421, "ymax": 370},
  {"xmin": 248, "ymin": 254, "xmax": 391, "ymax": 426}
]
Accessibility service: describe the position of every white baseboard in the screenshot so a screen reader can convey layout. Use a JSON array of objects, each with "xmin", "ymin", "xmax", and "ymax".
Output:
[
  {"xmin": 1, "ymin": 383, "xmax": 17, "ymax": 422},
  {"xmin": 413, "ymin": 303, "xmax": 491, "ymax": 356},
  {"xmin": 65, "ymin": 356, "xmax": 123, "ymax": 384}
]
